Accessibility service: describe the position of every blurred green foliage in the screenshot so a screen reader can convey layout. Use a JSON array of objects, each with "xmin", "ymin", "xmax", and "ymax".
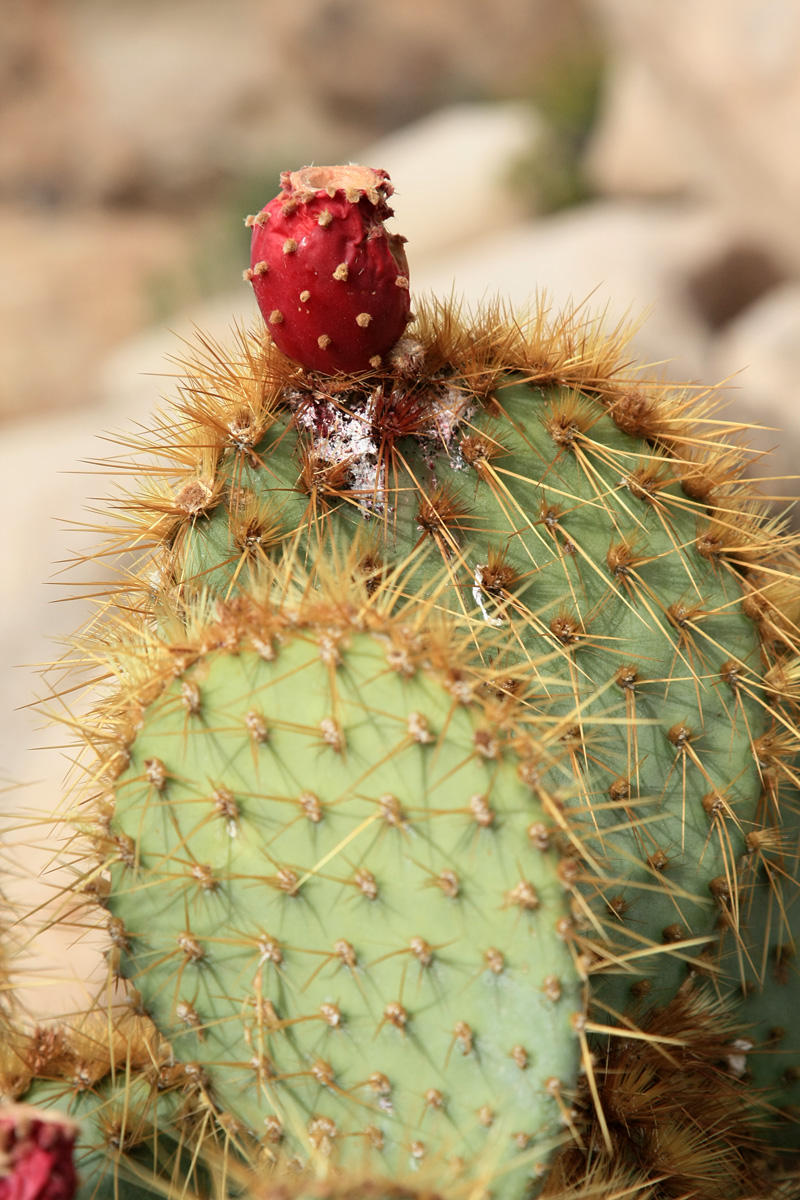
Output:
[{"xmin": 508, "ymin": 42, "xmax": 606, "ymax": 214}]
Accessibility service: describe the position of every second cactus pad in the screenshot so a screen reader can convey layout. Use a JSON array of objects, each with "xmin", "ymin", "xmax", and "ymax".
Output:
[{"xmin": 97, "ymin": 589, "xmax": 585, "ymax": 1193}]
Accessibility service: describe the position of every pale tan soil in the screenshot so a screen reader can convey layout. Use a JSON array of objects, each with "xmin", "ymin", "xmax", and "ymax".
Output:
[{"xmin": 0, "ymin": 208, "xmax": 193, "ymax": 421}]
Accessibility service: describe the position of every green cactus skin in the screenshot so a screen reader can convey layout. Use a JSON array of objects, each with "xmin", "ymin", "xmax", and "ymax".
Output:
[
  {"xmin": 726, "ymin": 794, "xmax": 800, "ymax": 1148},
  {"xmin": 92, "ymin": 596, "xmax": 585, "ymax": 1195},
  {"xmin": 116, "ymin": 341, "xmax": 781, "ymax": 1023}
]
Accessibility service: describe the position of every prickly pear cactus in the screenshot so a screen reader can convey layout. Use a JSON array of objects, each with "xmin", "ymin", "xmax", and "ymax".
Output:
[
  {"xmin": 113, "ymin": 316, "xmax": 784, "ymax": 1023},
  {"xmin": 80, "ymin": 569, "xmax": 586, "ymax": 1194},
  {"xmin": 8, "ymin": 165, "xmax": 800, "ymax": 1199}
]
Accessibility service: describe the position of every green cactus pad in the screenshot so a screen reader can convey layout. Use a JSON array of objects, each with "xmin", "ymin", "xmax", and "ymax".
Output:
[
  {"xmin": 145, "ymin": 362, "xmax": 773, "ymax": 1017},
  {"xmin": 100, "ymin": 605, "xmax": 585, "ymax": 1193}
]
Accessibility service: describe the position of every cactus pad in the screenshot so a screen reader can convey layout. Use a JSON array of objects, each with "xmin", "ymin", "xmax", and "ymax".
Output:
[
  {"xmin": 93, "ymin": 590, "xmax": 585, "ymax": 1192},
  {"xmin": 26, "ymin": 296, "xmax": 800, "ymax": 1197}
]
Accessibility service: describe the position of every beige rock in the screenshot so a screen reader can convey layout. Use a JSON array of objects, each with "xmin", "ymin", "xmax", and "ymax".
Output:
[
  {"xmin": 0, "ymin": 414, "xmax": 100, "ymax": 779},
  {"xmin": 585, "ymin": 0, "xmax": 800, "ymax": 270},
  {"xmin": 0, "ymin": 0, "xmax": 591, "ymax": 208},
  {"xmin": 0, "ymin": 0, "xmax": 88, "ymax": 201},
  {"xmin": 67, "ymin": 0, "xmax": 339, "ymax": 202},
  {"xmin": 710, "ymin": 283, "xmax": 800, "ymax": 508},
  {"xmin": 0, "ymin": 207, "xmax": 190, "ymax": 421},
  {"xmin": 0, "ymin": 0, "xmax": 347, "ymax": 207},
  {"xmin": 271, "ymin": 0, "xmax": 590, "ymax": 131},
  {"xmin": 413, "ymin": 200, "xmax": 724, "ymax": 382},
  {"xmin": 364, "ymin": 104, "xmax": 545, "ymax": 261},
  {"xmin": 584, "ymin": 55, "xmax": 702, "ymax": 200}
]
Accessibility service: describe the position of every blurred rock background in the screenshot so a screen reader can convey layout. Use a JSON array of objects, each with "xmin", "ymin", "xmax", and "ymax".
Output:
[{"xmin": 2, "ymin": 0, "xmax": 799, "ymax": 999}]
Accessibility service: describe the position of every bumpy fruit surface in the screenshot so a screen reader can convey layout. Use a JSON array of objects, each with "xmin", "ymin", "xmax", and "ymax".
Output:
[
  {"xmin": 0, "ymin": 1106, "xmax": 77, "ymax": 1200},
  {"xmin": 90, "ymin": 589, "xmax": 585, "ymax": 1194},
  {"xmin": 245, "ymin": 166, "xmax": 411, "ymax": 374}
]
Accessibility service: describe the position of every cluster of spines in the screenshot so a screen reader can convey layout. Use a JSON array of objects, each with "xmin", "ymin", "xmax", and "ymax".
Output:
[{"xmin": 74, "ymin": 299, "xmax": 800, "ymax": 655}]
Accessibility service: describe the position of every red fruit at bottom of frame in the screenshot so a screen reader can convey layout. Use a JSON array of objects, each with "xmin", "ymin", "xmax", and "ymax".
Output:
[{"xmin": 0, "ymin": 1107, "xmax": 78, "ymax": 1200}]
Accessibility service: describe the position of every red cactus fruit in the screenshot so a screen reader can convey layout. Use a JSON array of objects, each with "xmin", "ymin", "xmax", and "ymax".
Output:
[
  {"xmin": 0, "ymin": 1107, "xmax": 78, "ymax": 1200},
  {"xmin": 244, "ymin": 165, "xmax": 411, "ymax": 374}
]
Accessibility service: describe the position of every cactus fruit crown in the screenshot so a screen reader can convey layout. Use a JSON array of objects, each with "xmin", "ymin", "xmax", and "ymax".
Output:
[{"xmin": 2, "ymin": 165, "xmax": 800, "ymax": 1200}]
